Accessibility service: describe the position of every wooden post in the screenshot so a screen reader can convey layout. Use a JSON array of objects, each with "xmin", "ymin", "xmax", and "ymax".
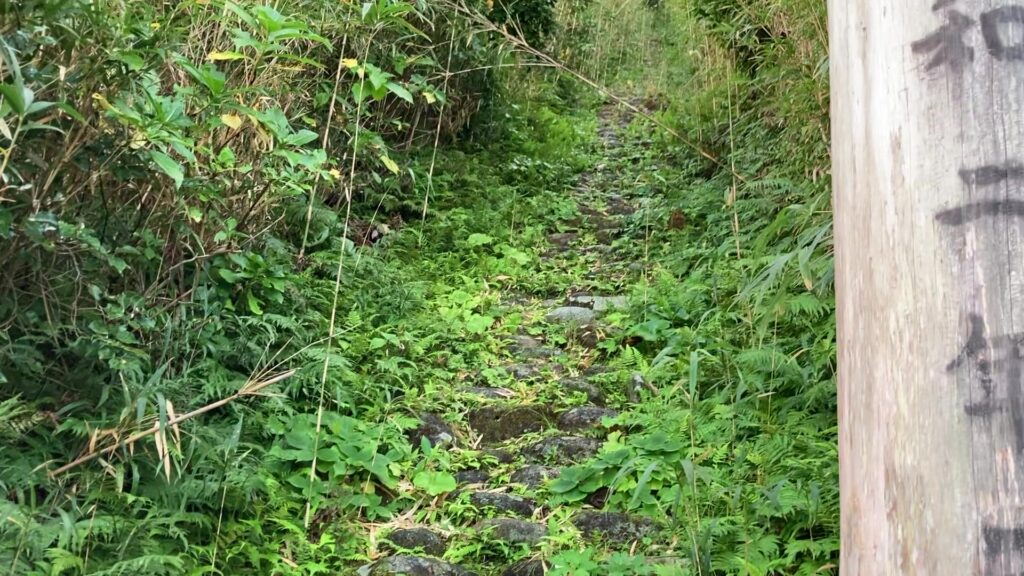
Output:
[{"xmin": 831, "ymin": 1, "xmax": 1024, "ymax": 573}]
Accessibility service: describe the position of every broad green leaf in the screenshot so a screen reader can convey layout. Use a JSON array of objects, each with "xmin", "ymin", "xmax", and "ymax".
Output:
[
  {"xmin": 149, "ymin": 150, "xmax": 184, "ymax": 188},
  {"xmin": 218, "ymin": 268, "xmax": 243, "ymax": 283},
  {"xmin": 107, "ymin": 255, "xmax": 129, "ymax": 274},
  {"xmin": 386, "ymin": 81, "xmax": 413, "ymax": 103},
  {"xmin": 367, "ymin": 66, "xmax": 390, "ymax": 90},
  {"xmin": 56, "ymin": 102, "xmax": 86, "ymax": 123},
  {"xmin": 380, "ymin": 155, "xmax": 399, "ymax": 174},
  {"xmin": 413, "ymin": 471, "xmax": 456, "ymax": 496},
  {"xmin": 464, "ymin": 314, "xmax": 494, "ymax": 335},
  {"xmin": 351, "ymin": 83, "xmax": 368, "ymax": 104},
  {"xmin": 629, "ymin": 461, "xmax": 660, "ymax": 509},
  {"xmin": 113, "ymin": 51, "xmax": 145, "ymax": 70},
  {"xmin": 25, "ymin": 101, "xmax": 54, "ymax": 116},
  {"xmin": 0, "ymin": 81, "xmax": 31, "ymax": 116},
  {"xmin": 22, "ymin": 122, "xmax": 64, "ymax": 135},
  {"xmin": 246, "ymin": 291, "xmax": 264, "ymax": 315},
  {"xmin": 466, "ymin": 233, "xmax": 493, "ymax": 247},
  {"xmin": 224, "ymin": 1, "xmax": 257, "ymax": 28}
]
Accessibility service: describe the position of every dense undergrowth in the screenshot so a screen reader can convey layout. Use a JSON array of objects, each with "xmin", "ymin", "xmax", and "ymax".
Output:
[{"xmin": 1, "ymin": 0, "xmax": 835, "ymax": 574}]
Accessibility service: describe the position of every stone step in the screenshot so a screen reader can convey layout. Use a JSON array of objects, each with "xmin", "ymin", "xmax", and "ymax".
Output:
[
  {"xmin": 454, "ymin": 469, "xmax": 490, "ymax": 486},
  {"xmin": 557, "ymin": 406, "xmax": 619, "ymax": 432},
  {"xmin": 510, "ymin": 465, "xmax": 560, "ymax": 488},
  {"xmin": 558, "ymin": 377, "xmax": 605, "ymax": 405},
  {"xmin": 507, "ymin": 335, "xmax": 561, "ymax": 359},
  {"xmin": 468, "ymin": 406, "xmax": 553, "ymax": 444},
  {"xmin": 544, "ymin": 306, "xmax": 597, "ymax": 326},
  {"xmin": 566, "ymin": 294, "xmax": 628, "ymax": 312},
  {"xmin": 572, "ymin": 511, "xmax": 657, "ymax": 545},
  {"xmin": 383, "ymin": 528, "xmax": 447, "ymax": 557},
  {"xmin": 524, "ymin": 435, "xmax": 602, "ymax": 465},
  {"xmin": 467, "ymin": 491, "xmax": 538, "ymax": 518},
  {"xmin": 407, "ymin": 413, "xmax": 456, "ymax": 449},
  {"xmin": 461, "ymin": 387, "xmax": 516, "ymax": 400},
  {"xmin": 476, "ymin": 518, "xmax": 546, "ymax": 546},
  {"xmin": 364, "ymin": 555, "xmax": 476, "ymax": 576},
  {"xmin": 501, "ymin": 559, "xmax": 546, "ymax": 576}
]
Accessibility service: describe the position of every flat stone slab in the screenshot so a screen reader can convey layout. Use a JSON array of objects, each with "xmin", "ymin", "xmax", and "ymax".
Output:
[
  {"xmin": 524, "ymin": 436, "xmax": 602, "ymax": 465},
  {"xmin": 606, "ymin": 197, "xmax": 635, "ymax": 216},
  {"xmin": 483, "ymin": 448, "xmax": 515, "ymax": 464},
  {"xmin": 507, "ymin": 335, "xmax": 559, "ymax": 359},
  {"xmin": 455, "ymin": 470, "xmax": 490, "ymax": 485},
  {"xmin": 384, "ymin": 528, "xmax": 447, "ymax": 556},
  {"xmin": 595, "ymin": 228, "xmax": 621, "ymax": 244},
  {"xmin": 407, "ymin": 413, "xmax": 456, "ymax": 449},
  {"xmin": 544, "ymin": 306, "xmax": 597, "ymax": 325},
  {"xmin": 477, "ymin": 518, "xmax": 546, "ymax": 546},
  {"xmin": 547, "ymin": 233, "xmax": 578, "ymax": 249},
  {"xmin": 510, "ymin": 465, "xmax": 561, "ymax": 488},
  {"xmin": 469, "ymin": 491, "xmax": 538, "ymax": 517},
  {"xmin": 558, "ymin": 377, "xmax": 605, "ymax": 405},
  {"xmin": 462, "ymin": 387, "xmax": 516, "ymax": 400},
  {"xmin": 567, "ymin": 294, "xmax": 628, "ymax": 312},
  {"xmin": 365, "ymin": 555, "xmax": 476, "ymax": 576},
  {"xmin": 572, "ymin": 511, "xmax": 656, "ymax": 544},
  {"xmin": 505, "ymin": 363, "xmax": 543, "ymax": 381},
  {"xmin": 557, "ymin": 407, "xmax": 619, "ymax": 432},
  {"xmin": 501, "ymin": 560, "xmax": 546, "ymax": 576},
  {"xmin": 469, "ymin": 406, "xmax": 552, "ymax": 444}
]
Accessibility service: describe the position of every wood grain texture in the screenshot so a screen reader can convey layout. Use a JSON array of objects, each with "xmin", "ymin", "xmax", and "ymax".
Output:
[{"xmin": 831, "ymin": 1, "xmax": 1024, "ymax": 573}]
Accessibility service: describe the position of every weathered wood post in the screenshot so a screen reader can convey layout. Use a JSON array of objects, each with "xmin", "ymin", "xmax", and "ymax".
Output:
[{"xmin": 831, "ymin": 1, "xmax": 1024, "ymax": 573}]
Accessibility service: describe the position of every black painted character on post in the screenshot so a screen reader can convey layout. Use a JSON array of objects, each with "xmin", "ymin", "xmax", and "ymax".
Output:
[
  {"xmin": 915, "ymin": 2, "xmax": 1024, "ymax": 71},
  {"xmin": 935, "ymin": 161, "xmax": 1024, "ymax": 226},
  {"xmin": 947, "ymin": 314, "xmax": 1024, "ymax": 443},
  {"xmin": 982, "ymin": 6, "xmax": 1024, "ymax": 61},
  {"xmin": 913, "ymin": 2, "xmax": 976, "ymax": 71}
]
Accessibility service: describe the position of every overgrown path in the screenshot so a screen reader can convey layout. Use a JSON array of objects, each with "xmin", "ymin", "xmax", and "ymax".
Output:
[{"xmin": 361, "ymin": 102, "xmax": 675, "ymax": 576}]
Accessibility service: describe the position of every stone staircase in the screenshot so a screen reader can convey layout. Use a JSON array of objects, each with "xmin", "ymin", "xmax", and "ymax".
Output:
[{"xmin": 360, "ymin": 103, "xmax": 663, "ymax": 576}]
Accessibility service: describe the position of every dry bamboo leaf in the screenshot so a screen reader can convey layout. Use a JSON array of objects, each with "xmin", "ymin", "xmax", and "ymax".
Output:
[
  {"xmin": 162, "ymin": 437, "xmax": 172, "ymax": 481},
  {"xmin": 166, "ymin": 399, "xmax": 181, "ymax": 447},
  {"xmin": 154, "ymin": 427, "xmax": 171, "ymax": 482}
]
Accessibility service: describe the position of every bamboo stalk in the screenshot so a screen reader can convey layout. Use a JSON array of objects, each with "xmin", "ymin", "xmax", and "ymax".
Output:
[{"xmin": 48, "ymin": 370, "xmax": 296, "ymax": 478}]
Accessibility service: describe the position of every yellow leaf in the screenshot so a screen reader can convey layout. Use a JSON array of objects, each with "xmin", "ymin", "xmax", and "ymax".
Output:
[
  {"xmin": 380, "ymin": 155, "xmax": 399, "ymax": 175},
  {"xmin": 207, "ymin": 51, "xmax": 245, "ymax": 61},
  {"xmin": 328, "ymin": 169, "xmax": 342, "ymax": 180},
  {"xmin": 423, "ymin": 91, "xmax": 436, "ymax": 104},
  {"xmin": 220, "ymin": 113, "xmax": 243, "ymax": 130},
  {"xmin": 342, "ymin": 58, "xmax": 359, "ymax": 69},
  {"xmin": 149, "ymin": 22, "xmax": 160, "ymax": 30}
]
